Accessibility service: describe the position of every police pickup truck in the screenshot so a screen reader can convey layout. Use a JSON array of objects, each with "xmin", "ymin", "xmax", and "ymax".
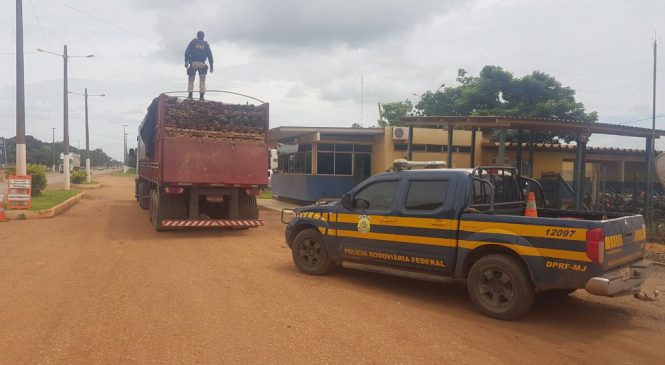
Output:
[{"xmin": 283, "ymin": 162, "xmax": 654, "ymax": 320}]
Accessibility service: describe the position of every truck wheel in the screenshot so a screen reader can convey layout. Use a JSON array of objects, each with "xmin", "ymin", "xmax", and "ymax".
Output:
[
  {"xmin": 138, "ymin": 182, "xmax": 149, "ymax": 209},
  {"xmin": 291, "ymin": 229, "xmax": 336, "ymax": 276},
  {"xmin": 148, "ymin": 189, "xmax": 154, "ymax": 223},
  {"xmin": 467, "ymin": 254, "xmax": 535, "ymax": 320},
  {"xmin": 149, "ymin": 189, "xmax": 164, "ymax": 230},
  {"xmin": 238, "ymin": 193, "xmax": 258, "ymax": 219}
]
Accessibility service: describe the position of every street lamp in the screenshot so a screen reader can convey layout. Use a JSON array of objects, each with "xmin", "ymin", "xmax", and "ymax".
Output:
[
  {"xmin": 70, "ymin": 89, "xmax": 105, "ymax": 183},
  {"xmin": 37, "ymin": 46, "xmax": 94, "ymax": 190}
]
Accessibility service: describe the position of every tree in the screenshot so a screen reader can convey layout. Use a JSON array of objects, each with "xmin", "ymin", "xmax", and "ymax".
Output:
[
  {"xmin": 1, "ymin": 135, "xmax": 119, "ymax": 166},
  {"xmin": 378, "ymin": 100, "xmax": 414, "ymax": 127},
  {"xmin": 412, "ymin": 66, "xmax": 598, "ymax": 142}
]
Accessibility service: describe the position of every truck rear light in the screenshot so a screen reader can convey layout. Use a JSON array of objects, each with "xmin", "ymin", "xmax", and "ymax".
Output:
[
  {"xmin": 246, "ymin": 189, "xmax": 260, "ymax": 196},
  {"xmin": 586, "ymin": 228, "xmax": 605, "ymax": 264},
  {"xmin": 164, "ymin": 187, "xmax": 184, "ymax": 194}
]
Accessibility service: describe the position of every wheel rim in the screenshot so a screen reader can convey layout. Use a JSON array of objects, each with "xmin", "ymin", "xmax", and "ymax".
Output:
[
  {"xmin": 478, "ymin": 268, "xmax": 515, "ymax": 310},
  {"xmin": 298, "ymin": 238, "xmax": 323, "ymax": 268}
]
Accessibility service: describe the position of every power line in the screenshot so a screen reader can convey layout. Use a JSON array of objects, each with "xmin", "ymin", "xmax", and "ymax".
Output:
[
  {"xmin": 30, "ymin": 0, "xmax": 52, "ymax": 50},
  {"xmin": 617, "ymin": 114, "xmax": 665, "ymax": 125}
]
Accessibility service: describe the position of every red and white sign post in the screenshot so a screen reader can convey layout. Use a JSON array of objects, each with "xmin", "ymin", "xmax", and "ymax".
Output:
[{"xmin": 7, "ymin": 175, "xmax": 31, "ymax": 210}]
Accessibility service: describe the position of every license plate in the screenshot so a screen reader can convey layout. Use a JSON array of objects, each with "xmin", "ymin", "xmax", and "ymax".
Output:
[{"xmin": 619, "ymin": 267, "xmax": 630, "ymax": 280}]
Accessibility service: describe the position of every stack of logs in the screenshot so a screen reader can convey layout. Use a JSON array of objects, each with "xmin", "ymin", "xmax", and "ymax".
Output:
[{"xmin": 164, "ymin": 100, "xmax": 266, "ymax": 141}]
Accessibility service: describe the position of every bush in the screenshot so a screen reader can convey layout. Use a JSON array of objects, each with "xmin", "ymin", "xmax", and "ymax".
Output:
[
  {"xmin": 4, "ymin": 164, "xmax": 48, "ymax": 196},
  {"xmin": 70, "ymin": 170, "xmax": 87, "ymax": 184}
]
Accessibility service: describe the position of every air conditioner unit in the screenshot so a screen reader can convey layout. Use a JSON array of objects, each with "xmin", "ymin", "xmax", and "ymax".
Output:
[{"xmin": 393, "ymin": 127, "xmax": 409, "ymax": 141}]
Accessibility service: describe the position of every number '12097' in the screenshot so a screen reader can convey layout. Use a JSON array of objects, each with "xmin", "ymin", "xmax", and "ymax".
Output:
[{"xmin": 545, "ymin": 229, "xmax": 576, "ymax": 237}]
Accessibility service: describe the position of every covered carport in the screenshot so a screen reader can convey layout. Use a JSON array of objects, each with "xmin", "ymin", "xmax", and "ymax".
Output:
[{"xmin": 399, "ymin": 116, "xmax": 665, "ymax": 232}]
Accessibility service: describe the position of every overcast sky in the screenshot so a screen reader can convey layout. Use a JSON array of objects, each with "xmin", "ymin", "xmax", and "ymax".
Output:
[{"xmin": 0, "ymin": 0, "xmax": 664, "ymax": 159}]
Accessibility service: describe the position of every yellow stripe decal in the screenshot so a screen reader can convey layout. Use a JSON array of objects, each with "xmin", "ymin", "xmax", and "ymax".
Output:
[
  {"xmin": 460, "ymin": 221, "xmax": 587, "ymax": 241},
  {"xmin": 458, "ymin": 240, "xmax": 591, "ymax": 262},
  {"xmin": 336, "ymin": 213, "xmax": 457, "ymax": 228},
  {"xmin": 336, "ymin": 229, "xmax": 456, "ymax": 247}
]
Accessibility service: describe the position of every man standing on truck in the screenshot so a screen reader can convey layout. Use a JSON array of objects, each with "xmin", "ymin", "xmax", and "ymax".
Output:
[{"xmin": 184, "ymin": 31, "xmax": 214, "ymax": 101}]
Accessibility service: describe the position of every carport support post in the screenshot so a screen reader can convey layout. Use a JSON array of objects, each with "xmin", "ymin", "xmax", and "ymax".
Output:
[
  {"xmin": 470, "ymin": 128, "xmax": 477, "ymax": 168},
  {"xmin": 516, "ymin": 130, "xmax": 523, "ymax": 174},
  {"xmin": 497, "ymin": 128, "xmax": 506, "ymax": 166},
  {"xmin": 446, "ymin": 124, "xmax": 454, "ymax": 168},
  {"xmin": 574, "ymin": 133, "xmax": 588, "ymax": 210},
  {"xmin": 528, "ymin": 132, "xmax": 534, "ymax": 178},
  {"xmin": 407, "ymin": 126, "xmax": 414, "ymax": 161}
]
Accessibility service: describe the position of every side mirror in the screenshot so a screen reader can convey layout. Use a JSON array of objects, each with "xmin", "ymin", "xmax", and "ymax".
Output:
[{"xmin": 341, "ymin": 193, "xmax": 353, "ymax": 209}]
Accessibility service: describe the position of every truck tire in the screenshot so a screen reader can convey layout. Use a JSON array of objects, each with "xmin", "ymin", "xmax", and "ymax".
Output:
[
  {"xmin": 291, "ymin": 229, "xmax": 336, "ymax": 276},
  {"xmin": 238, "ymin": 193, "xmax": 258, "ymax": 219},
  {"xmin": 150, "ymin": 189, "xmax": 163, "ymax": 230},
  {"xmin": 467, "ymin": 254, "xmax": 535, "ymax": 320},
  {"xmin": 138, "ymin": 182, "xmax": 149, "ymax": 210}
]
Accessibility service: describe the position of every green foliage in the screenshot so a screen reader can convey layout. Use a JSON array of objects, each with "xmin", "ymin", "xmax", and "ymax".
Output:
[
  {"xmin": 406, "ymin": 66, "xmax": 598, "ymax": 143},
  {"xmin": 379, "ymin": 100, "xmax": 414, "ymax": 127},
  {"xmin": 0, "ymin": 135, "xmax": 119, "ymax": 166},
  {"xmin": 70, "ymin": 170, "xmax": 87, "ymax": 184},
  {"xmin": 29, "ymin": 190, "xmax": 80, "ymax": 211},
  {"xmin": 4, "ymin": 163, "xmax": 47, "ymax": 196}
]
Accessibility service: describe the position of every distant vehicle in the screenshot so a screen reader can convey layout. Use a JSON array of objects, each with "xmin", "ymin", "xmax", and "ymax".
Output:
[
  {"xmin": 95, "ymin": 166, "xmax": 104, "ymax": 170},
  {"xmin": 135, "ymin": 94, "xmax": 269, "ymax": 231},
  {"xmin": 283, "ymin": 164, "xmax": 654, "ymax": 320}
]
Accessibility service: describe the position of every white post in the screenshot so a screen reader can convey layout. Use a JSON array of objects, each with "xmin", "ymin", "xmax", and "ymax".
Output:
[
  {"xmin": 63, "ymin": 156, "xmax": 70, "ymax": 190},
  {"xmin": 86, "ymin": 158, "xmax": 91, "ymax": 183},
  {"xmin": 16, "ymin": 144, "xmax": 26, "ymax": 175}
]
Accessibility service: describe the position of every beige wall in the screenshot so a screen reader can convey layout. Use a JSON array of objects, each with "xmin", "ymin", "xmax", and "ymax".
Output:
[
  {"xmin": 481, "ymin": 147, "xmax": 647, "ymax": 182},
  {"xmin": 372, "ymin": 127, "xmax": 483, "ymax": 174}
]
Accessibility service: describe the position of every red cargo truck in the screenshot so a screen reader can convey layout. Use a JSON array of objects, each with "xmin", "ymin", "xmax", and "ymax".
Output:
[{"xmin": 135, "ymin": 94, "xmax": 269, "ymax": 231}]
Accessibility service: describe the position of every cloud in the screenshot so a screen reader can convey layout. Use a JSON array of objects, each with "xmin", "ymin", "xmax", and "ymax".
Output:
[{"xmin": 141, "ymin": 0, "xmax": 463, "ymax": 51}]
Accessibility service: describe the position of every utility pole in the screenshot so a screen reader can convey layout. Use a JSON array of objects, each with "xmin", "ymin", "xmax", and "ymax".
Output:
[
  {"xmin": 122, "ymin": 124, "xmax": 128, "ymax": 174},
  {"xmin": 51, "ymin": 127, "xmax": 56, "ymax": 171},
  {"xmin": 70, "ymin": 88, "xmax": 104, "ymax": 182},
  {"xmin": 646, "ymin": 37, "xmax": 658, "ymax": 231},
  {"xmin": 15, "ymin": 0, "xmax": 27, "ymax": 175},
  {"xmin": 63, "ymin": 45, "xmax": 70, "ymax": 190},
  {"xmin": 84, "ymin": 88, "xmax": 89, "ymax": 182},
  {"xmin": 37, "ymin": 46, "xmax": 94, "ymax": 190}
]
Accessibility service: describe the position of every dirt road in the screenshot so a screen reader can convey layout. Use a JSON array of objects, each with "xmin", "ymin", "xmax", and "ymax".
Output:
[{"xmin": 1, "ymin": 175, "xmax": 664, "ymax": 364}]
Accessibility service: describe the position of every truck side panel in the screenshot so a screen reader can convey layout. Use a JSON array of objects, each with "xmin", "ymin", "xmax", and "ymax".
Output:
[{"xmin": 162, "ymin": 137, "xmax": 268, "ymax": 185}]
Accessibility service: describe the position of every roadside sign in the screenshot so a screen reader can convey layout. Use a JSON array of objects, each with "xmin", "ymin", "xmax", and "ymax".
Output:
[{"xmin": 7, "ymin": 175, "xmax": 31, "ymax": 210}]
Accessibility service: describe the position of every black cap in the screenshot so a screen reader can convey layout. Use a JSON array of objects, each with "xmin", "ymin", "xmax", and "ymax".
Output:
[{"xmin": 197, "ymin": 31, "xmax": 205, "ymax": 40}]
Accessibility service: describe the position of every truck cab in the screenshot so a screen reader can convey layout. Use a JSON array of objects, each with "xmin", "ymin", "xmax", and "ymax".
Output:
[{"xmin": 284, "ymin": 163, "xmax": 653, "ymax": 320}]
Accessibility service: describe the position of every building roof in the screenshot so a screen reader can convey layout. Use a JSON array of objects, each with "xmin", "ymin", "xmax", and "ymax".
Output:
[
  {"xmin": 269, "ymin": 126, "xmax": 384, "ymax": 143},
  {"xmin": 399, "ymin": 116, "xmax": 665, "ymax": 139},
  {"xmin": 482, "ymin": 141, "xmax": 653, "ymax": 155}
]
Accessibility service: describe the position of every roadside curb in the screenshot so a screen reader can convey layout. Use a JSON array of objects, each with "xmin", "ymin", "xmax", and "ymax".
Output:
[
  {"xmin": 5, "ymin": 192, "xmax": 85, "ymax": 220},
  {"xmin": 71, "ymin": 183, "xmax": 102, "ymax": 189}
]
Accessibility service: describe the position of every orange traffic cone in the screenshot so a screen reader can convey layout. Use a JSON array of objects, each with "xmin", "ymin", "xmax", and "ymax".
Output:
[
  {"xmin": 0, "ymin": 195, "xmax": 7, "ymax": 222},
  {"xmin": 524, "ymin": 191, "xmax": 538, "ymax": 217}
]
